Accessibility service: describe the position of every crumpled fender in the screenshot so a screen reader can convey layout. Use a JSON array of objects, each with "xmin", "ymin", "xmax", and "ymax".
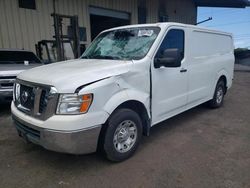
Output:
[{"xmin": 103, "ymin": 89, "xmax": 150, "ymax": 117}]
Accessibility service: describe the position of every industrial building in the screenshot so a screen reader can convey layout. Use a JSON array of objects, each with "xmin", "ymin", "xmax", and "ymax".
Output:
[{"xmin": 0, "ymin": 0, "xmax": 249, "ymax": 56}]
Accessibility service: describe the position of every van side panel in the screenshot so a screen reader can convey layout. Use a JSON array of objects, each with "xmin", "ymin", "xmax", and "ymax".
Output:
[
  {"xmin": 186, "ymin": 29, "xmax": 234, "ymax": 106},
  {"xmin": 191, "ymin": 30, "xmax": 233, "ymax": 57}
]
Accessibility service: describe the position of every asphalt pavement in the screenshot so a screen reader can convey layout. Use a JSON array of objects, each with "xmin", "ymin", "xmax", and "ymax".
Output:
[{"xmin": 0, "ymin": 71, "xmax": 250, "ymax": 188}]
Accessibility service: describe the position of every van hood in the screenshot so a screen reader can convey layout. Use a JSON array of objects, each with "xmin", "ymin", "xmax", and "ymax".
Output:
[{"xmin": 17, "ymin": 59, "xmax": 132, "ymax": 93}]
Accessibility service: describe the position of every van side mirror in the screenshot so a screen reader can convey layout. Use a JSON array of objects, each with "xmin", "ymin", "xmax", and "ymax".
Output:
[{"xmin": 154, "ymin": 48, "xmax": 182, "ymax": 68}]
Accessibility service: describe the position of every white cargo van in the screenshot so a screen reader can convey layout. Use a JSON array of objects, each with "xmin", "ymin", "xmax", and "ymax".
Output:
[{"xmin": 11, "ymin": 23, "xmax": 234, "ymax": 161}]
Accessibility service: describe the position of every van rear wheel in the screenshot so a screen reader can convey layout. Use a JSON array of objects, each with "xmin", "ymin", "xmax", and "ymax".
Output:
[
  {"xmin": 208, "ymin": 80, "xmax": 225, "ymax": 108},
  {"xmin": 103, "ymin": 108, "xmax": 142, "ymax": 162}
]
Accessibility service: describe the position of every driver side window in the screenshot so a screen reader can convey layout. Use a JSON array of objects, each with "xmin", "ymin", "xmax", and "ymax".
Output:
[{"xmin": 156, "ymin": 29, "xmax": 185, "ymax": 59}]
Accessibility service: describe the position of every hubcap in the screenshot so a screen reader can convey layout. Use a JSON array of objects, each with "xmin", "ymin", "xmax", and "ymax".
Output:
[
  {"xmin": 216, "ymin": 87, "xmax": 224, "ymax": 104},
  {"xmin": 113, "ymin": 120, "xmax": 137, "ymax": 153}
]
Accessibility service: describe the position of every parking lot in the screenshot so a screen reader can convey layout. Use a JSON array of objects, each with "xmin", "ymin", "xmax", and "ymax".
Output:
[{"xmin": 0, "ymin": 71, "xmax": 250, "ymax": 188}]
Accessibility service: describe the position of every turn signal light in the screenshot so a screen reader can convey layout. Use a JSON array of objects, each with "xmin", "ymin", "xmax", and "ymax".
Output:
[{"xmin": 80, "ymin": 94, "xmax": 93, "ymax": 113}]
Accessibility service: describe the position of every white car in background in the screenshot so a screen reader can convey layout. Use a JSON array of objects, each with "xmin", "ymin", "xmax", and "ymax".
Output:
[
  {"xmin": 11, "ymin": 23, "xmax": 234, "ymax": 162},
  {"xmin": 0, "ymin": 49, "xmax": 42, "ymax": 103}
]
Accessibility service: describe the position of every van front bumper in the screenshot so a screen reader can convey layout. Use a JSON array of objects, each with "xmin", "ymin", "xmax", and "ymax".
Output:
[{"xmin": 12, "ymin": 115, "xmax": 102, "ymax": 154}]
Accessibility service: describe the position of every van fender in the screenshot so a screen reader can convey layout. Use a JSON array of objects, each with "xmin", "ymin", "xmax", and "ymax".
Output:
[
  {"xmin": 103, "ymin": 89, "xmax": 150, "ymax": 118},
  {"xmin": 208, "ymin": 69, "xmax": 229, "ymax": 98},
  {"xmin": 216, "ymin": 69, "xmax": 229, "ymax": 87}
]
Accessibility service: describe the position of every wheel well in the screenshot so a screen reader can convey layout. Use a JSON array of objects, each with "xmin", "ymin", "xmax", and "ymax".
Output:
[
  {"xmin": 115, "ymin": 100, "xmax": 151, "ymax": 136},
  {"xmin": 219, "ymin": 75, "xmax": 227, "ymax": 94},
  {"xmin": 97, "ymin": 100, "xmax": 150, "ymax": 152}
]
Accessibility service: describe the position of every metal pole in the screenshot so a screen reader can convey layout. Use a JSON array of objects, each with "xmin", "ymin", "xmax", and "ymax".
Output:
[{"xmin": 196, "ymin": 17, "xmax": 213, "ymax": 25}]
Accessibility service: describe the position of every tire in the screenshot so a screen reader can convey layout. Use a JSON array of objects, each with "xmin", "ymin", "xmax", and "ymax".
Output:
[
  {"xmin": 102, "ymin": 108, "xmax": 142, "ymax": 162},
  {"xmin": 208, "ymin": 79, "xmax": 226, "ymax": 108}
]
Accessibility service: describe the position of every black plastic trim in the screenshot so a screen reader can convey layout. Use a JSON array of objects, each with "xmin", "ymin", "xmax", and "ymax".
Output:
[{"xmin": 74, "ymin": 77, "xmax": 111, "ymax": 93}]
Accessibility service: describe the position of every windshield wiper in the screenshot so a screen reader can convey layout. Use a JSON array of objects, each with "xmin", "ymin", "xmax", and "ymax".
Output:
[
  {"xmin": 81, "ymin": 55, "xmax": 89, "ymax": 59},
  {"xmin": 86, "ymin": 55, "xmax": 121, "ymax": 60}
]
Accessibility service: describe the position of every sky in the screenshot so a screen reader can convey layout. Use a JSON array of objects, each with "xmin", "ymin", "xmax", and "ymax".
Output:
[{"xmin": 198, "ymin": 7, "xmax": 250, "ymax": 49}]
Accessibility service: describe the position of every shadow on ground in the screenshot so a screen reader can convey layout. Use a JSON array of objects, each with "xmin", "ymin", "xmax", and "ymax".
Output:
[{"xmin": 0, "ymin": 102, "xmax": 11, "ymax": 115}]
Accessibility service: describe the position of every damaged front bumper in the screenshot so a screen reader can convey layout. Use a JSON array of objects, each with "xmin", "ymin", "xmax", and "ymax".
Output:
[{"xmin": 12, "ymin": 115, "xmax": 102, "ymax": 154}]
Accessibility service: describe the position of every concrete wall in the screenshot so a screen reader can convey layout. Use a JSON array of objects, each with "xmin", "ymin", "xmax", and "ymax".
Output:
[{"xmin": 0, "ymin": 0, "xmax": 197, "ymax": 53}]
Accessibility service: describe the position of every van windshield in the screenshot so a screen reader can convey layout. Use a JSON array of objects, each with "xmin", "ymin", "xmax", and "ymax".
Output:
[{"xmin": 81, "ymin": 27, "xmax": 160, "ymax": 60}]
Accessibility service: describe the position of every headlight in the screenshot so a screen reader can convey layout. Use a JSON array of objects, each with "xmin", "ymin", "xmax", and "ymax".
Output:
[{"xmin": 56, "ymin": 93, "xmax": 93, "ymax": 114}]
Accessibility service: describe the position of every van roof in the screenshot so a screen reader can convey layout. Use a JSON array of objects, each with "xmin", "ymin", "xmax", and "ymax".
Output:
[{"xmin": 103, "ymin": 22, "xmax": 233, "ymax": 37}]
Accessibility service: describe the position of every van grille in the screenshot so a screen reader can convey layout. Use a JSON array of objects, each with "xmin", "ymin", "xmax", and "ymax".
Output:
[
  {"xmin": 39, "ymin": 90, "xmax": 48, "ymax": 114},
  {"xmin": 14, "ymin": 80, "xmax": 58, "ymax": 120},
  {"xmin": 19, "ymin": 85, "xmax": 35, "ymax": 110}
]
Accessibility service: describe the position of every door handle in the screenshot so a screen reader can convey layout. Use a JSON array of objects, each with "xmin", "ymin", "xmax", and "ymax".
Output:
[{"xmin": 180, "ymin": 68, "xmax": 187, "ymax": 73}]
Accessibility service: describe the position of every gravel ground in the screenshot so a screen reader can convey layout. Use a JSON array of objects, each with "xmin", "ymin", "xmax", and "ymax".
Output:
[{"xmin": 0, "ymin": 71, "xmax": 250, "ymax": 188}]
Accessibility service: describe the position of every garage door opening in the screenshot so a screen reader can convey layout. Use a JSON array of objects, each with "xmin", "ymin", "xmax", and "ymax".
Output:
[{"xmin": 89, "ymin": 7, "xmax": 130, "ymax": 40}]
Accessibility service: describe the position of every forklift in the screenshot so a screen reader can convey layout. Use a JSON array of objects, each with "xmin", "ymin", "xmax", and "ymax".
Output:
[{"xmin": 36, "ymin": 13, "xmax": 86, "ymax": 64}]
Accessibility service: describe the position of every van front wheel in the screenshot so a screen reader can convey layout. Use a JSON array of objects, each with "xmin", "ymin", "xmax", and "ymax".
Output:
[
  {"xmin": 208, "ymin": 80, "xmax": 225, "ymax": 108},
  {"xmin": 103, "ymin": 108, "xmax": 142, "ymax": 162}
]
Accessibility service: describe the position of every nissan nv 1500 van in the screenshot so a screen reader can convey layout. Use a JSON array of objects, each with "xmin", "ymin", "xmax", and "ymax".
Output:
[{"xmin": 11, "ymin": 23, "xmax": 234, "ymax": 161}]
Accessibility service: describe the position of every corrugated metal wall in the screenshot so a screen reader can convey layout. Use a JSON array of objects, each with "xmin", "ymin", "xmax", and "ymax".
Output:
[
  {"xmin": 166, "ymin": 0, "xmax": 197, "ymax": 24},
  {"xmin": 0, "ymin": 0, "xmax": 55, "ymax": 52},
  {"xmin": 54, "ymin": 0, "xmax": 138, "ymax": 45},
  {"xmin": 0, "ymin": 0, "xmax": 196, "ymax": 53},
  {"xmin": 146, "ymin": 0, "xmax": 197, "ymax": 24}
]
